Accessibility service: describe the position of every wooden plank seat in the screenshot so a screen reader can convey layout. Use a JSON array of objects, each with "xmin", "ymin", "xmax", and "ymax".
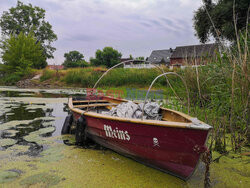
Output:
[
  {"xmin": 73, "ymin": 100, "xmax": 109, "ymax": 103},
  {"xmin": 74, "ymin": 103, "xmax": 118, "ymax": 108}
]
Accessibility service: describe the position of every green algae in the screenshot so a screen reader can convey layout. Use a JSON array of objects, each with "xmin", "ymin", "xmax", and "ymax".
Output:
[
  {"xmin": 4, "ymin": 130, "xmax": 19, "ymax": 137},
  {"xmin": 18, "ymin": 93, "xmax": 35, "ymax": 96},
  {"xmin": 5, "ymin": 113, "xmax": 15, "ymax": 116},
  {"xmin": 20, "ymin": 173, "xmax": 61, "ymax": 187},
  {"xmin": 0, "ymin": 88, "xmax": 249, "ymax": 188},
  {"xmin": 40, "ymin": 146, "xmax": 64, "ymax": 163},
  {"xmin": 25, "ymin": 104, "xmax": 50, "ymax": 110},
  {"xmin": 4, "ymin": 97, "xmax": 67, "ymax": 104},
  {"xmin": 42, "ymin": 121, "xmax": 54, "ymax": 127},
  {"xmin": 0, "ymin": 170, "xmax": 20, "ymax": 183},
  {"xmin": 34, "ymin": 116, "xmax": 56, "ymax": 121},
  {"xmin": 27, "ymin": 110, "xmax": 37, "ymax": 113},
  {"xmin": 0, "ymin": 120, "xmax": 33, "ymax": 131},
  {"xmin": 0, "ymin": 139, "xmax": 17, "ymax": 147},
  {"xmin": 23, "ymin": 127, "xmax": 55, "ymax": 145}
]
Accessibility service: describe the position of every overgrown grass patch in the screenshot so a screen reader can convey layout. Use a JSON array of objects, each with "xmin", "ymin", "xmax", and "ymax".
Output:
[
  {"xmin": 62, "ymin": 67, "xmax": 169, "ymax": 88},
  {"xmin": 40, "ymin": 69, "xmax": 56, "ymax": 82}
]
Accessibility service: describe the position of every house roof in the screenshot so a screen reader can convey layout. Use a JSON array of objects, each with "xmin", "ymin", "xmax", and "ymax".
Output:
[
  {"xmin": 171, "ymin": 43, "xmax": 218, "ymax": 59},
  {"xmin": 147, "ymin": 49, "xmax": 172, "ymax": 63}
]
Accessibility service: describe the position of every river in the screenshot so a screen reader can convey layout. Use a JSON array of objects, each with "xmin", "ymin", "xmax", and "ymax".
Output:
[{"xmin": 0, "ymin": 87, "xmax": 249, "ymax": 187}]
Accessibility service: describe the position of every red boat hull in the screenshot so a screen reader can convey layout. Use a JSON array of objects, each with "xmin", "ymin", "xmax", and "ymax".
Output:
[{"xmin": 73, "ymin": 112, "xmax": 209, "ymax": 180}]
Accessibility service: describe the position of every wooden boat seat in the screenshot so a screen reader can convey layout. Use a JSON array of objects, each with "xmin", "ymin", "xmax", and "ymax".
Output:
[
  {"xmin": 73, "ymin": 100, "xmax": 109, "ymax": 103},
  {"xmin": 74, "ymin": 103, "xmax": 118, "ymax": 108}
]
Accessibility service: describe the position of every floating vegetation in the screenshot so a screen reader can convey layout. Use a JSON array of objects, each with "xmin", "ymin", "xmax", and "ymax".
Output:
[
  {"xmin": 42, "ymin": 121, "xmax": 54, "ymax": 127},
  {"xmin": 18, "ymin": 93, "xmax": 35, "ymax": 96},
  {"xmin": 4, "ymin": 130, "xmax": 19, "ymax": 137},
  {"xmin": 0, "ymin": 170, "xmax": 20, "ymax": 183},
  {"xmin": 0, "ymin": 120, "xmax": 33, "ymax": 131},
  {"xmin": 5, "ymin": 113, "xmax": 15, "ymax": 116},
  {"xmin": 27, "ymin": 110, "xmax": 36, "ymax": 113},
  {"xmin": 40, "ymin": 145, "xmax": 64, "ymax": 163},
  {"xmin": 25, "ymin": 104, "xmax": 50, "ymax": 111},
  {"xmin": 34, "ymin": 116, "xmax": 56, "ymax": 121},
  {"xmin": 0, "ymin": 139, "xmax": 17, "ymax": 147},
  {"xmin": 0, "ymin": 87, "xmax": 249, "ymax": 187},
  {"xmin": 20, "ymin": 173, "xmax": 61, "ymax": 187},
  {"xmin": 23, "ymin": 127, "xmax": 56, "ymax": 145}
]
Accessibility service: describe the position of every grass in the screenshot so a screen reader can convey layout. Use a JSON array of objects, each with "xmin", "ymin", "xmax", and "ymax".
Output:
[
  {"xmin": 40, "ymin": 69, "xmax": 56, "ymax": 82},
  {"xmin": 62, "ymin": 67, "xmax": 168, "ymax": 88}
]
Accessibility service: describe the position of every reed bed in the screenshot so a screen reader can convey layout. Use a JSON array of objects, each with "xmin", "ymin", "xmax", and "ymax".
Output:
[{"xmin": 62, "ymin": 67, "xmax": 167, "ymax": 88}]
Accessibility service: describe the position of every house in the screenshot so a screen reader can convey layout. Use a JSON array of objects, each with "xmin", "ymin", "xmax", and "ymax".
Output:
[
  {"xmin": 147, "ymin": 49, "xmax": 173, "ymax": 66},
  {"xmin": 122, "ymin": 58, "xmax": 155, "ymax": 69},
  {"xmin": 170, "ymin": 43, "xmax": 218, "ymax": 66},
  {"xmin": 47, "ymin": 65, "xmax": 64, "ymax": 70}
]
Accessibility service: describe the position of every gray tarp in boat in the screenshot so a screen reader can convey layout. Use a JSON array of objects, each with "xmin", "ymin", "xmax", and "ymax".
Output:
[{"xmin": 101, "ymin": 101, "xmax": 162, "ymax": 120}]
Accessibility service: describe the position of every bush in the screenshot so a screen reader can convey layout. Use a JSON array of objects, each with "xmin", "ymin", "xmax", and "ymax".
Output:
[
  {"xmin": 40, "ymin": 69, "xmax": 55, "ymax": 82},
  {"xmin": 63, "ymin": 67, "xmax": 167, "ymax": 88},
  {"xmin": 2, "ymin": 74, "xmax": 21, "ymax": 85},
  {"xmin": 1, "ymin": 32, "xmax": 47, "ymax": 74}
]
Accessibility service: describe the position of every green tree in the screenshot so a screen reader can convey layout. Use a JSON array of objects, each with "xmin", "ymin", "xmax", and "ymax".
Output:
[
  {"xmin": 90, "ymin": 47, "xmax": 122, "ymax": 68},
  {"xmin": 193, "ymin": 0, "xmax": 249, "ymax": 43},
  {"xmin": 1, "ymin": 32, "xmax": 46, "ymax": 75},
  {"xmin": 0, "ymin": 1, "xmax": 57, "ymax": 59},
  {"xmin": 63, "ymin": 51, "xmax": 88, "ymax": 68},
  {"xmin": 135, "ymin": 56, "xmax": 145, "ymax": 60}
]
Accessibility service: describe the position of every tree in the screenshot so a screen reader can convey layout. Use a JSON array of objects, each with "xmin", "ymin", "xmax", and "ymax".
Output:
[
  {"xmin": 63, "ymin": 51, "xmax": 88, "ymax": 68},
  {"xmin": 135, "ymin": 56, "xmax": 145, "ymax": 60},
  {"xmin": 0, "ymin": 1, "xmax": 57, "ymax": 59},
  {"xmin": 1, "ymin": 32, "xmax": 46, "ymax": 75},
  {"xmin": 193, "ymin": 0, "xmax": 249, "ymax": 43},
  {"xmin": 90, "ymin": 47, "xmax": 122, "ymax": 68}
]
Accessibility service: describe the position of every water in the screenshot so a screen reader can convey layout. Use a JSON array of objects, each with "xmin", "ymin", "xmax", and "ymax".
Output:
[{"xmin": 0, "ymin": 87, "xmax": 249, "ymax": 187}]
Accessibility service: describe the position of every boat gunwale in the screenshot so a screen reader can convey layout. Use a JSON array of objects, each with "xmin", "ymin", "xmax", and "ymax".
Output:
[{"xmin": 68, "ymin": 97, "xmax": 212, "ymax": 130}]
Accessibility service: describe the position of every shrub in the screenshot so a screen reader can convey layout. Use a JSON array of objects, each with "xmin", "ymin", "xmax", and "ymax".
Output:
[
  {"xmin": 2, "ymin": 74, "xmax": 21, "ymax": 85},
  {"xmin": 40, "ymin": 69, "xmax": 55, "ymax": 82}
]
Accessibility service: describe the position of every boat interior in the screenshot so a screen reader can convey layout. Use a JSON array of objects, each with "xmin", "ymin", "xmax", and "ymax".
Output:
[{"xmin": 71, "ymin": 96, "xmax": 192, "ymax": 123}]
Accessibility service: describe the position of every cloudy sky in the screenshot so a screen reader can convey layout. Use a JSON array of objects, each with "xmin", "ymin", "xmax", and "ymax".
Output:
[{"xmin": 0, "ymin": 0, "xmax": 204, "ymax": 64}]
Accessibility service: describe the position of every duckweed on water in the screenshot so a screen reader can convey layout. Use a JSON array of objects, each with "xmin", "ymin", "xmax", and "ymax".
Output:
[
  {"xmin": 0, "ymin": 170, "xmax": 20, "ymax": 183},
  {"xmin": 20, "ymin": 173, "xmax": 61, "ymax": 187},
  {"xmin": 40, "ymin": 146, "xmax": 64, "ymax": 163},
  {"xmin": 0, "ymin": 88, "xmax": 249, "ymax": 187}
]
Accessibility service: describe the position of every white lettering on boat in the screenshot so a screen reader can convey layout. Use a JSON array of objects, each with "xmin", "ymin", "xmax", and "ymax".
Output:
[{"xmin": 104, "ymin": 125, "xmax": 130, "ymax": 141}]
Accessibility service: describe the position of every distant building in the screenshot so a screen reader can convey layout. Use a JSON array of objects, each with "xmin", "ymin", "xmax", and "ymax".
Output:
[
  {"xmin": 147, "ymin": 49, "xmax": 173, "ymax": 66},
  {"xmin": 120, "ymin": 58, "xmax": 132, "ymax": 63},
  {"xmin": 47, "ymin": 65, "xmax": 64, "ymax": 70},
  {"xmin": 170, "ymin": 43, "xmax": 218, "ymax": 66},
  {"xmin": 122, "ymin": 57, "xmax": 155, "ymax": 69}
]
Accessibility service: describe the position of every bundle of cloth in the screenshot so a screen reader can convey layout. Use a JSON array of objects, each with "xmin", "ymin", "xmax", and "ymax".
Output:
[{"xmin": 102, "ymin": 101, "xmax": 162, "ymax": 120}]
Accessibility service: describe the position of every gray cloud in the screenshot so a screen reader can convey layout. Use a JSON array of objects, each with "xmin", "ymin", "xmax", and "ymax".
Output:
[
  {"xmin": 0, "ymin": 0, "xmax": 202, "ymax": 63},
  {"xmin": 161, "ymin": 18, "xmax": 174, "ymax": 26},
  {"xmin": 68, "ymin": 34, "xmax": 99, "ymax": 42},
  {"xmin": 140, "ymin": 22, "xmax": 152, "ymax": 28}
]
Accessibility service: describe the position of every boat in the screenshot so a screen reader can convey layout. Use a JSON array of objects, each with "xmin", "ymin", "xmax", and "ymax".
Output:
[{"xmin": 63, "ymin": 60, "xmax": 212, "ymax": 180}]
